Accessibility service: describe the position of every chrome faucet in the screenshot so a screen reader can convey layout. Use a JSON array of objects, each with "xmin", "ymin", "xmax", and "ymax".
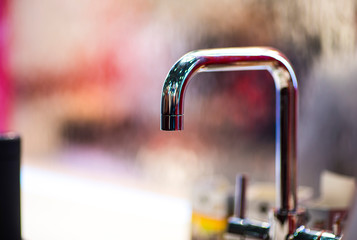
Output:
[{"xmin": 160, "ymin": 47, "xmax": 341, "ymax": 240}]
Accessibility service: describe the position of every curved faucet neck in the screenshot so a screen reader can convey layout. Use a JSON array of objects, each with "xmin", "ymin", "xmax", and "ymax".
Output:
[{"xmin": 160, "ymin": 46, "xmax": 298, "ymax": 218}]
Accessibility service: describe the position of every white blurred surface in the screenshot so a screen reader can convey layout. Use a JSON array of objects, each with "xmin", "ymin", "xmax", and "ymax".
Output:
[{"xmin": 21, "ymin": 165, "xmax": 191, "ymax": 240}]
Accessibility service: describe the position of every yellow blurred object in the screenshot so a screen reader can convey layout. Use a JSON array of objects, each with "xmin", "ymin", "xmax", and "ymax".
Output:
[
  {"xmin": 191, "ymin": 176, "xmax": 232, "ymax": 240},
  {"xmin": 192, "ymin": 212, "xmax": 227, "ymax": 237}
]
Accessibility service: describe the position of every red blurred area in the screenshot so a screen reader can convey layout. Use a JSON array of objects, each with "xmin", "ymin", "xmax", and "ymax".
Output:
[{"xmin": 229, "ymin": 71, "xmax": 274, "ymax": 131}]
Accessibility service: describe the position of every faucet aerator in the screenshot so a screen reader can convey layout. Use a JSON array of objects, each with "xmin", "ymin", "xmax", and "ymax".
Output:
[{"xmin": 160, "ymin": 115, "xmax": 183, "ymax": 131}]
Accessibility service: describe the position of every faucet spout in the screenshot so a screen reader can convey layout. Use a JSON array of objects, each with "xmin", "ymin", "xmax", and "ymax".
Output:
[{"xmin": 161, "ymin": 47, "xmax": 298, "ymax": 216}]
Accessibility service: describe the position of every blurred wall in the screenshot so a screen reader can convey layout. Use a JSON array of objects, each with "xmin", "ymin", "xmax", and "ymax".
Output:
[{"xmin": 6, "ymin": 0, "xmax": 357, "ymax": 194}]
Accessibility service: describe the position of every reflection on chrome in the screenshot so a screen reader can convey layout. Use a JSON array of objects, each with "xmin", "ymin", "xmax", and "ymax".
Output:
[{"xmin": 160, "ymin": 47, "xmax": 341, "ymax": 240}]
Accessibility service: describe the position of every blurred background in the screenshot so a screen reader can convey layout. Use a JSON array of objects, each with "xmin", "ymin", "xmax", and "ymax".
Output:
[{"xmin": 1, "ymin": 0, "xmax": 357, "ymax": 239}]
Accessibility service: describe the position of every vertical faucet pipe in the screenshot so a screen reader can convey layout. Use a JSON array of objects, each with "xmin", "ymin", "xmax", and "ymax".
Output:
[{"xmin": 161, "ymin": 47, "xmax": 298, "ymax": 214}]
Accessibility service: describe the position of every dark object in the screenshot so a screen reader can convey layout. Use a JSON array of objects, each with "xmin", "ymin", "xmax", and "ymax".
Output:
[
  {"xmin": 0, "ymin": 133, "xmax": 21, "ymax": 240},
  {"xmin": 234, "ymin": 174, "xmax": 247, "ymax": 219}
]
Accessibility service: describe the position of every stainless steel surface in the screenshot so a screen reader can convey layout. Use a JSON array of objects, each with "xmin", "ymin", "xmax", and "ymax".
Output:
[
  {"xmin": 160, "ymin": 47, "xmax": 298, "ymax": 215},
  {"xmin": 226, "ymin": 217, "xmax": 270, "ymax": 240},
  {"xmin": 160, "ymin": 47, "xmax": 298, "ymax": 239},
  {"xmin": 160, "ymin": 47, "xmax": 339, "ymax": 239},
  {"xmin": 293, "ymin": 226, "xmax": 342, "ymax": 240}
]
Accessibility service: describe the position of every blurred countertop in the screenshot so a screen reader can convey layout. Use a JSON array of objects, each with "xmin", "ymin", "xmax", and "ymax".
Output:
[{"xmin": 21, "ymin": 157, "xmax": 191, "ymax": 240}]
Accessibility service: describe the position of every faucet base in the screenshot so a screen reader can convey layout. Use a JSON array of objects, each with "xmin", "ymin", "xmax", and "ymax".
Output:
[
  {"xmin": 269, "ymin": 208, "xmax": 307, "ymax": 240},
  {"xmin": 225, "ymin": 209, "xmax": 307, "ymax": 240}
]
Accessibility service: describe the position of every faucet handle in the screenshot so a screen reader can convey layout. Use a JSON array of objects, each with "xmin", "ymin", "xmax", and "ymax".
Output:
[
  {"xmin": 234, "ymin": 174, "xmax": 247, "ymax": 219},
  {"xmin": 224, "ymin": 175, "xmax": 270, "ymax": 240}
]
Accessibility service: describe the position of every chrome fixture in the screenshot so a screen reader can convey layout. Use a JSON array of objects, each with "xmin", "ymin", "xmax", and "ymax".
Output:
[{"xmin": 160, "ymin": 47, "xmax": 341, "ymax": 240}]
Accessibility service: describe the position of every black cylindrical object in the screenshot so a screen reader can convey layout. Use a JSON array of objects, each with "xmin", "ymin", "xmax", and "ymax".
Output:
[
  {"xmin": 0, "ymin": 133, "xmax": 21, "ymax": 240},
  {"xmin": 234, "ymin": 174, "xmax": 247, "ymax": 219}
]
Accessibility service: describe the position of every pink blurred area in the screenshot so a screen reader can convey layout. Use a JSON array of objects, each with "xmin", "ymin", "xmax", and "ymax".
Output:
[
  {"xmin": 0, "ymin": 0, "xmax": 12, "ymax": 132},
  {"xmin": 11, "ymin": 0, "xmax": 168, "ymax": 120}
]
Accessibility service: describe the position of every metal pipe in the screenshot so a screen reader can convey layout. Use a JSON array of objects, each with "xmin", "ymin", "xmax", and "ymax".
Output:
[{"xmin": 160, "ymin": 47, "xmax": 298, "ymax": 237}]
